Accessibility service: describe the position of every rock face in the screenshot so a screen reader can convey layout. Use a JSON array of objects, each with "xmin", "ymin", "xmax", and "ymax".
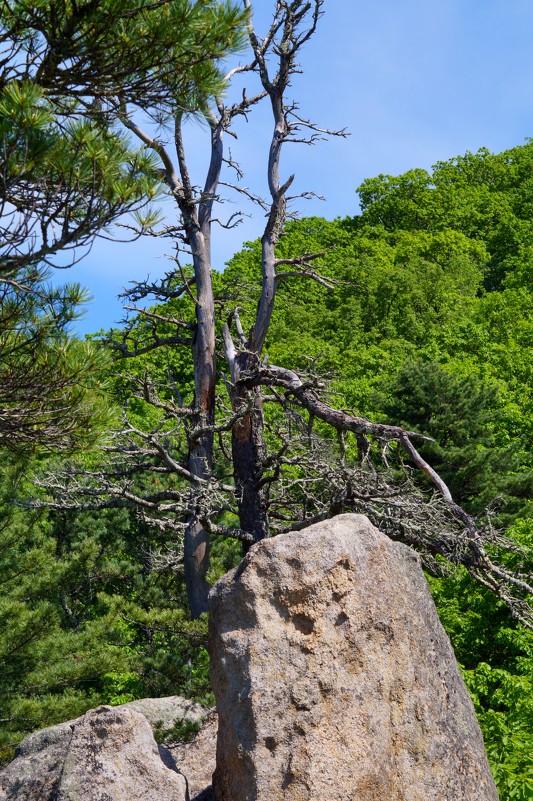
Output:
[
  {"xmin": 0, "ymin": 705, "xmax": 187, "ymax": 801},
  {"xmin": 170, "ymin": 711, "xmax": 218, "ymax": 800},
  {"xmin": 209, "ymin": 513, "xmax": 499, "ymax": 801},
  {"xmin": 123, "ymin": 694, "xmax": 208, "ymax": 731}
]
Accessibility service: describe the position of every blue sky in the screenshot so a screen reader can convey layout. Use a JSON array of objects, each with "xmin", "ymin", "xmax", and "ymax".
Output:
[{"xmin": 63, "ymin": 0, "xmax": 533, "ymax": 335}]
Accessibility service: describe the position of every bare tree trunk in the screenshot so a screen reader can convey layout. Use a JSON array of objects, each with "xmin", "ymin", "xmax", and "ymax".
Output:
[
  {"xmin": 184, "ymin": 228, "xmax": 216, "ymax": 616},
  {"xmin": 225, "ymin": 9, "xmax": 294, "ymax": 545},
  {"xmin": 230, "ymin": 353, "xmax": 269, "ymax": 546}
]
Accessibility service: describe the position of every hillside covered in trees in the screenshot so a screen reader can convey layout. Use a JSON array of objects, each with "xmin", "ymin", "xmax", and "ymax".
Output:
[
  {"xmin": 0, "ymin": 1, "xmax": 532, "ymax": 798},
  {"xmin": 1, "ymin": 141, "xmax": 532, "ymax": 799}
]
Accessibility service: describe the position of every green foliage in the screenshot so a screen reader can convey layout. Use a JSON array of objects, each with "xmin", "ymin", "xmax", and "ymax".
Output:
[
  {"xmin": 228, "ymin": 143, "xmax": 532, "ymax": 493},
  {"xmin": 0, "ymin": 0, "xmax": 249, "ymax": 272},
  {"xmin": 0, "ymin": 464, "xmax": 124, "ymax": 759},
  {"xmin": 0, "ymin": 456, "xmax": 217, "ymax": 763},
  {"xmin": 357, "ymin": 143, "xmax": 533, "ymax": 291},
  {"xmin": 428, "ymin": 518, "xmax": 533, "ymax": 801},
  {"xmin": 0, "ymin": 276, "xmax": 119, "ymax": 453},
  {"xmin": 464, "ymin": 664, "xmax": 533, "ymax": 800},
  {"xmin": 379, "ymin": 360, "xmax": 531, "ymax": 519},
  {"xmin": 0, "ymin": 3, "xmax": 248, "ymax": 730},
  {"xmin": 101, "ymin": 672, "xmax": 146, "ymax": 706},
  {"xmin": 0, "ymin": 0, "xmax": 249, "ymax": 451},
  {"xmin": 223, "ymin": 212, "xmax": 490, "ymax": 414},
  {"xmin": 2, "ymin": 120, "xmax": 532, "ymax": 800},
  {"xmin": 221, "ymin": 142, "xmax": 533, "ymax": 797},
  {"xmin": 153, "ymin": 716, "xmax": 202, "ymax": 746},
  {"xmin": 1, "ymin": 0, "xmax": 248, "ymax": 111},
  {"xmin": 0, "ymin": 78, "xmax": 162, "ymax": 274}
]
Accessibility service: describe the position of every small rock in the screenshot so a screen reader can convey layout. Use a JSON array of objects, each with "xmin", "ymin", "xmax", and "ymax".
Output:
[
  {"xmin": 0, "ymin": 705, "xmax": 187, "ymax": 801},
  {"xmin": 123, "ymin": 695, "xmax": 208, "ymax": 732},
  {"xmin": 170, "ymin": 711, "xmax": 218, "ymax": 801}
]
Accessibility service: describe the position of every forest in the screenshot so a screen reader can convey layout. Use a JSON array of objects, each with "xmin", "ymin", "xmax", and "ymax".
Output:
[{"xmin": 0, "ymin": 2, "xmax": 532, "ymax": 800}]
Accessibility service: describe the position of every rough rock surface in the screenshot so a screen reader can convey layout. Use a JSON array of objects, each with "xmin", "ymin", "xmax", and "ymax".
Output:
[
  {"xmin": 209, "ymin": 513, "xmax": 499, "ymax": 801},
  {"xmin": 123, "ymin": 694, "xmax": 208, "ymax": 731},
  {"xmin": 170, "ymin": 711, "xmax": 218, "ymax": 800},
  {"xmin": 0, "ymin": 705, "xmax": 187, "ymax": 801}
]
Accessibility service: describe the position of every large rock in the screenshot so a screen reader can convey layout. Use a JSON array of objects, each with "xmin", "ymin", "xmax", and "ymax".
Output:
[
  {"xmin": 209, "ymin": 513, "xmax": 498, "ymax": 801},
  {"xmin": 0, "ymin": 705, "xmax": 187, "ymax": 801}
]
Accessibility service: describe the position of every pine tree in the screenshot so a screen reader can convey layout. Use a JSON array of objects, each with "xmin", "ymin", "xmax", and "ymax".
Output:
[
  {"xmin": 0, "ymin": 0, "xmax": 247, "ymax": 451},
  {"xmin": 382, "ymin": 360, "xmax": 531, "ymax": 520}
]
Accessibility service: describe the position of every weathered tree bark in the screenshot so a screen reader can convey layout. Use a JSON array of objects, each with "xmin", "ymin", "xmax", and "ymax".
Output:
[
  {"xmin": 181, "ymin": 142, "xmax": 218, "ymax": 615},
  {"xmin": 183, "ymin": 236, "xmax": 215, "ymax": 616},
  {"xmin": 224, "ymin": 2, "xmax": 304, "ymax": 549},
  {"xmin": 114, "ymin": 3, "xmax": 335, "ymax": 607},
  {"xmin": 126, "ymin": 113, "xmax": 222, "ymax": 618},
  {"xmin": 230, "ymin": 353, "xmax": 270, "ymax": 546}
]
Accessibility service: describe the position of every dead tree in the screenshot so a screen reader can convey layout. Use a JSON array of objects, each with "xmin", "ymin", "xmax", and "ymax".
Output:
[
  {"xmin": 34, "ymin": 0, "xmax": 533, "ymax": 627},
  {"xmin": 104, "ymin": 0, "xmax": 351, "ymax": 614}
]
